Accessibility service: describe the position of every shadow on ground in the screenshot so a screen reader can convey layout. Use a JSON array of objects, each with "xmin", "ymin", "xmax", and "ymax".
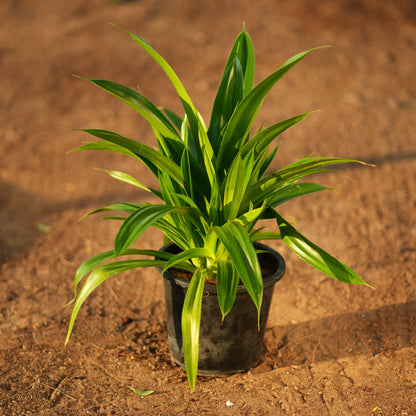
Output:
[{"xmin": 265, "ymin": 300, "xmax": 416, "ymax": 367}]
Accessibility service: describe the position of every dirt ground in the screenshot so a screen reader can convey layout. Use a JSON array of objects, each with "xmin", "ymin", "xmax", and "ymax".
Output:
[{"xmin": 1, "ymin": 0, "xmax": 416, "ymax": 414}]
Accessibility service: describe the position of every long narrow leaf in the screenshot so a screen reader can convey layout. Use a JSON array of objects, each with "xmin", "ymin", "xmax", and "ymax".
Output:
[
  {"xmin": 65, "ymin": 259, "xmax": 167, "ymax": 345},
  {"xmin": 217, "ymin": 48, "xmax": 322, "ymax": 177},
  {"xmin": 223, "ymin": 155, "xmax": 245, "ymax": 221},
  {"xmin": 115, "ymin": 205, "xmax": 177, "ymax": 255},
  {"xmin": 81, "ymin": 129, "xmax": 183, "ymax": 183},
  {"xmin": 78, "ymin": 78, "xmax": 180, "ymax": 141},
  {"xmin": 81, "ymin": 202, "xmax": 142, "ymax": 220},
  {"xmin": 274, "ymin": 211, "xmax": 371, "ymax": 286},
  {"xmin": 70, "ymin": 141, "xmax": 137, "ymax": 158},
  {"xmin": 68, "ymin": 250, "xmax": 114, "ymax": 305},
  {"xmin": 208, "ymin": 27, "xmax": 255, "ymax": 145},
  {"xmin": 239, "ymin": 113, "xmax": 309, "ymax": 160},
  {"xmin": 96, "ymin": 168, "xmax": 161, "ymax": 198},
  {"xmin": 181, "ymin": 147, "xmax": 211, "ymax": 209},
  {"xmin": 208, "ymin": 56, "xmax": 244, "ymax": 152},
  {"xmin": 213, "ymin": 222, "xmax": 263, "ymax": 314},
  {"xmin": 69, "ymin": 248, "xmax": 176, "ymax": 304},
  {"xmin": 125, "ymin": 28, "xmax": 195, "ymax": 111},
  {"xmin": 121, "ymin": 25, "xmax": 204, "ymax": 143},
  {"xmin": 182, "ymin": 268, "xmax": 206, "ymax": 391},
  {"xmin": 216, "ymin": 260, "xmax": 238, "ymax": 321},
  {"xmin": 162, "ymin": 247, "xmax": 214, "ymax": 272},
  {"xmin": 268, "ymin": 182, "xmax": 331, "ymax": 207},
  {"xmin": 250, "ymin": 231, "xmax": 282, "ymax": 241},
  {"xmin": 245, "ymin": 157, "xmax": 367, "ymax": 207}
]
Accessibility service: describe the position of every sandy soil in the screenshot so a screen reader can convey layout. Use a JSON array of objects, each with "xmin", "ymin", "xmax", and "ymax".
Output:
[{"xmin": 1, "ymin": 0, "xmax": 415, "ymax": 414}]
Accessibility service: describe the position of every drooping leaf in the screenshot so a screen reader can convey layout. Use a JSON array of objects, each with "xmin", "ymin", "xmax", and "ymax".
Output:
[
  {"xmin": 245, "ymin": 157, "xmax": 366, "ymax": 207},
  {"xmin": 213, "ymin": 222, "xmax": 263, "ymax": 315},
  {"xmin": 274, "ymin": 211, "xmax": 371, "ymax": 286},
  {"xmin": 216, "ymin": 259, "xmax": 238, "ymax": 321},
  {"xmin": 81, "ymin": 202, "xmax": 142, "ymax": 220},
  {"xmin": 239, "ymin": 113, "xmax": 309, "ymax": 160},
  {"xmin": 71, "ymin": 140, "xmax": 142, "ymax": 159},
  {"xmin": 96, "ymin": 168, "xmax": 161, "ymax": 198},
  {"xmin": 78, "ymin": 77, "xmax": 180, "ymax": 141},
  {"xmin": 81, "ymin": 129, "xmax": 183, "ymax": 183},
  {"xmin": 68, "ymin": 250, "xmax": 114, "ymax": 305},
  {"xmin": 68, "ymin": 248, "xmax": 176, "ymax": 306},
  {"xmin": 65, "ymin": 259, "xmax": 167, "ymax": 345},
  {"xmin": 128, "ymin": 386, "xmax": 154, "ymax": 396},
  {"xmin": 114, "ymin": 205, "xmax": 177, "ymax": 255},
  {"xmin": 181, "ymin": 268, "xmax": 206, "ymax": 392},
  {"xmin": 121, "ymin": 26, "xmax": 205, "ymax": 145},
  {"xmin": 268, "ymin": 182, "xmax": 331, "ymax": 207}
]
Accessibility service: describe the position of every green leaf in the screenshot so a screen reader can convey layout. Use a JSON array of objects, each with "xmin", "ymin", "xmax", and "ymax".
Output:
[
  {"xmin": 37, "ymin": 223, "xmax": 51, "ymax": 233},
  {"xmin": 196, "ymin": 114, "xmax": 217, "ymax": 188},
  {"xmin": 79, "ymin": 78, "xmax": 180, "ymax": 141},
  {"xmin": 268, "ymin": 182, "xmax": 331, "ymax": 207},
  {"xmin": 225, "ymin": 27, "xmax": 254, "ymax": 96},
  {"xmin": 114, "ymin": 205, "xmax": 177, "ymax": 256},
  {"xmin": 125, "ymin": 28, "xmax": 195, "ymax": 113},
  {"xmin": 245, "ymin": 157, "xmax": 364, "ymax": 207},
  {"xmin": 239, "ymin": 113, "xmax": 309, "ymax": 160},
  {"xmin": 213, "ymin": 222, "xmax": 263, "ymax": 314},
  {"xmin": 208, "ymin": 28, "xmax": 254, "ymax": 148},
  {"xmin": 236, "ymin": 205, "xmax": 266, "ymax": 228},
  {"xmin": 96, "ymin": 168, "xmax": 161, "ymax": 198},
  {"xmin": 208, "ymin": 56, "xmax": 244, "ymax": 152},
  {"xmin": 81, "ymin": 129, "xmax": 183, "ymax": 183},
  {"xmin": 162, "ymin": 247, "xmax": 214, "ymax": 272},
  {"xmin": 274, "ymin": 211, "xmax": 371, "ymax": 286},
  {"xmin": 81, "ymin": 202, "xmax": 142, "ymax": 220},
  {"xmin": 217, "ymin": 49, "xmax": 319, "ymax": 178},
  {"xmin": 250, "ymin": 231, "xmax": 282, "ymax": 241},
  {"xmin": 223, "ymin": 155, "xmax": 245, "ymax": 221},
  {"xmin": 65, "ymin": 259, "xmax": 167, "ymax": 345},
  {"xmin": 71, "ymin": 140, "xmax": 138, "ymax": 158},
  {"xmin": 68, "ymin": 250, "xmax": 114, "ymax": 305},
  {"xmin": 67, "ymin": 248, "xmax": 176, "ymax": 306},
  {"xmin": 162, "ymin": 108, "xmax": 183, "ymax": 132},
  {"xmin": 216, "ymin": 260, "xmax": 238, "ymax": 321},
  {"xmin": 128, "ymin": 386, "xmax": 154, "ymax": 396},
  {"xmin": 256, "ymin": 146, "xmax": 278, "ymax": 180},
  {"xmin": 182, "ymin": 268, "xmax": 206, "ymax": 392},
  {"xmin": 121, "ymin": 25, "xmax": 204, "ymax": 143},
  {"xmin": 181, "ymin": 147, "xmax": 211, "ymax": 210}
]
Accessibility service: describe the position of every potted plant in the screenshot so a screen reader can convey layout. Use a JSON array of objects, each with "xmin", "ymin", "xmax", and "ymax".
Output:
[{"xmin": 65, "ymin": 26, "xmax": 371, "ymax": 391}]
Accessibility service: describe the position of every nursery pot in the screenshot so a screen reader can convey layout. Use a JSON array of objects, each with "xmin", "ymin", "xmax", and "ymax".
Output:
[{"xmin": 157, "ymin": 242, "xmax": 286, "ymax": 377}]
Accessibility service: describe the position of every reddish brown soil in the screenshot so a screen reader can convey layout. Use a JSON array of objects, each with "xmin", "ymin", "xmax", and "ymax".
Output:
[{"xmin": 1, "ymin": 0, "xmax": 416, "ymax": 414}]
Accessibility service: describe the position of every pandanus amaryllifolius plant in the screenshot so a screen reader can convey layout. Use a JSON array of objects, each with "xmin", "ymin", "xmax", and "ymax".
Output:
[{"xmin": 66, "ymin": 25, "xmax": 372, "ymax": 391}]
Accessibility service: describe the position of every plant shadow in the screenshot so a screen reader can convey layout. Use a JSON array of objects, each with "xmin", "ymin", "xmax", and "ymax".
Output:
[
  {"xmin": 0, "ymin": 182, "xmax": 46, "ymax": 263},
  {"xmin": 264, "ymin": 301, "xmax": 416, "ymax": 368},
  {"xmin": 0, "ymin": 183, "xmax": 148, "ymax": 263}
]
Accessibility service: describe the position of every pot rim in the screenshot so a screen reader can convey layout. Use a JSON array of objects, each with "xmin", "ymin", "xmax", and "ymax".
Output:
[{"xmin": 157, "ymin": 241, "xmax": 285, "ymax": 293}]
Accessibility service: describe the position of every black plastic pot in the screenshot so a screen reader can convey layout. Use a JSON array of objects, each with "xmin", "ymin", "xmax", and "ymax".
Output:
[{"xmin": 158, "ymin": 242, "xmax": 286, "ymax": 377}]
